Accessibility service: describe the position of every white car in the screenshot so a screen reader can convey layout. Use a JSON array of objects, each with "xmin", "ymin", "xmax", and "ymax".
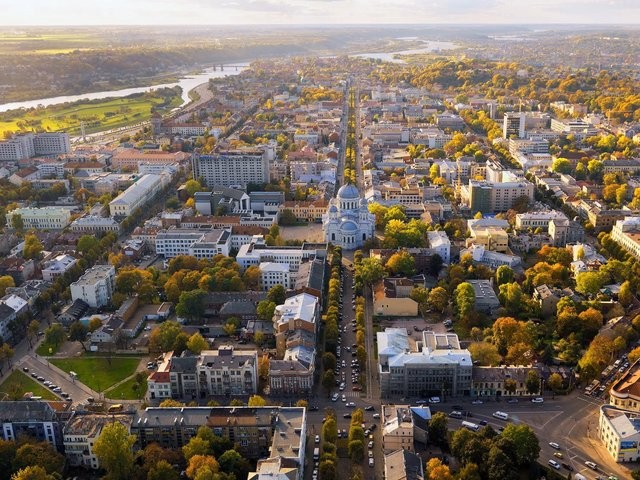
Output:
[
  {"xmin": 368, "ymin": 458, "xmax": 374, "ymax": 468},
  {"xmin": 472, "ymin": 399, "xmax": 484, "ymax": 405},
  {"xmin": 315, "ymin": 435, "xmax": 320, "ymax": 444},
  {"xmin": 368, "ymin": 451, "xmax": 373, "ymax": 458},
  {"xmin": 372, "ymin": 413, "xmax": 380, "ymax": 419},
  {"xmin": 428, "ymin": 397, "xmax": 441, "ymax": 404},
  {"xmin": 331, "ymin": 393, "xmax": 339, "ymax": 402},
  {"xmin": 584, "ymin": 461, "xmax": 597, "ymax": 470},
  {"xmin": 341, "ymin": 394, "xmax": 347, "ymax": 402},
  {"xmin": 531, "ymin": 397, "xmax": 544, "ymax": 404},
  {"xmin": 549, "ymin": 442, "xmax": 561, "ymax": 450},
  {"xmin": 368, "ymin": 441, "xmax": 374, "ymax": 449},
  {"xmin": 346, "ymin": 401, "xmax": 356, "ymax": 407}
]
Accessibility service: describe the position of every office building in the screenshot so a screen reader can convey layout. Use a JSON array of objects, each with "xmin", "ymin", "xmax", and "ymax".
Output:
[
  {"xmin": 599, "ymin": 405, "xmax": 640, "ymax": 463},
  {"xmin": 0, "ymin": 133, "xmax": 70, "ymax": 161},
  {"xmin": 192, "ymin": 150, "xmax": 270, "ymax": 187},
  {"xmin": 109, "ymin": 173, "xmax": 171, "ymax": 217},
  {"xmin": 69, "ymin": 265, "xmax": 116, "ymax": 308},
  {"xmin": 236, "ymin": 236, "xmax": 326, "ymax": 273},
  {"xmin": 503, "ymin": 112, "xmax": 526, "ymax": 139},
  {"xmin": 155, "ymin": 228, "xmax": 231, "ymax": 259},
  {"xmin": 32, "ymin": 133, "xmax": 71, "ymax": 156},
  {"xmin": 6, "ymin": 206, "xmax": 71, "ymax": 230},
  {"xmin": 467, "ymin": 179, "xmax": 534, "ymax": 214},
  {"xmin": 611, "ymin": 216, "xmax": 640, "ymax": 261},
  {"xmin": 377, "ymin": 329, "xmax": 472, "ymax": 398}
]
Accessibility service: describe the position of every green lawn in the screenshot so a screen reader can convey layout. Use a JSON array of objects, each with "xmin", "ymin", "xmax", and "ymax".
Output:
[
  {"xmin": 36, "ymin": 341, "xmax": 60, "ymax": 356},
  {"xmin": 0, "ymin": 371, "xmax": 57, "ymax": 400},
  {"xmin": 51, "ymin": 357, "xmax": 141, "ymax": 392},
  {"xmin": 105, "ymin": 375, "xmax": 148, "ymax": 400}
]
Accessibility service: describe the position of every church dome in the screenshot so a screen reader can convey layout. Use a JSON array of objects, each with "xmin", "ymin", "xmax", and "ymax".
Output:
[
  {"xmin": 337, "ymin": 184, "xmax": 360, "ymax": 200},
  {"xmin": 329, "ymin": 205, "xmax": 338, "ymax": 213},
  {"xmin": 340, "ymin": 219, "xmax": 359, "ymax": 232}
]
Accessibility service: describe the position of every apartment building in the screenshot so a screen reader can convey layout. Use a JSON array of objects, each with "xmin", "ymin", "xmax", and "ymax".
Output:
[
  {"xmin": 0, "ymin": 401, "xmax": 64, "ymax": 451},
  {"xmin": 197, "ymin": 346, "xmax": 258, "ymax": 397},
  {"xmin": 377, "ymin": 329, "xmax": 472, "ymax": 398},
  {"xmin": 467, "ymin": 179, "xmax": 534, "ymax": 214},
  {"xmin": 69, "ymin": 264, "xmax": 116, "ymax": 308},
  {"xmin": 381, "ymin": 405, "xmax": 416, "ymax": 453},
  {"xmin": 0, "ymin": 133, "xmax": 70, "ymax": 161},
  {"xmin": 6, "ymin": 206, "xmax": 71, "ymax": 230},
  {"xmin": 41, "ymin": 254, "xmax": 77, "ymax": 282},
  {"xmin": 599, "ymin": 405, "xmax": 640, "ymax": 463},
  {"xmin": 109, "ymin": 173, "xmax": 171, "ymax": 217},
  {"xmin": 426, "ymin": 231, "xmax": 451, "ymax": 264},
  {"xmin": 259, "ymin": 262, "xmax": 291, "ymax": 291},
  {"xmin": 192, "ymin": 150, "xmax": 270, "ymax": 187},
  {"xmin": 155, "ymin": 228, "xmax": 231, "ymax": 259},
  {"xmin": 70, "ymin": 215, "xmax": 122, "ymax": 234},
  {"xmin": 64, "ymin": 413, "xmax": 133, "ymax": 470},
  {"xmin": 32, "ymin": 133, "xmax": 72, "ymax": 156},
  {"xmin": 611, "ymin": 216, "xmax": 640, "ymax": 261},
  {"xmin": 269, "ymin": 346, "xmax": 316, "ymax": 395},
  {"xmin": 236, "ymin": 236, "xmax": 326, "ymax": 273},
  {"xmin": 273, "ymin": 293, "xmax": 319, "ymax": 356}
]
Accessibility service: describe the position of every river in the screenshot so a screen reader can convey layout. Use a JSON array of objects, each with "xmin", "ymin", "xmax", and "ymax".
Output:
[
  {"xmin": 0, "ymin": 64, "xmax": 248, "ymax": 114},
  {"xmin": 351, "ymin": 40, "xmax": 458, "ymax": 63}
]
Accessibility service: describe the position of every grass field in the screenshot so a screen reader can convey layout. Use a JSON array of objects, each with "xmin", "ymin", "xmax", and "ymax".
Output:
[
  {"xmin": 105, "ymin": 375, "xmax": 148, "ymax": 400},
  {"xmin": 36, "ymin": 340, "xmax": 60, "ymax": 356},
  {"xmin": 0, "ymin": 32, "xmax": 103, "ymax": 54},
  {"xmin": 0, "ymin": 91, "xmax": 182, "ymax": 136},
  {"xmin": 51, "ymin": 357, "xmax": 141, "ymax": 392},
  {"xmin": 0, "ymin": 371, "xmax": 58, "ymax": 400}
]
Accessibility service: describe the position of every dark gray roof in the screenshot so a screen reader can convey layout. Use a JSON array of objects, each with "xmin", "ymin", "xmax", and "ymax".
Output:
[
  {"xmin": 205, "ymin": 291, "xmax": 267, "ymax": 304},
  {"xmin": 212, "ymin": 186, "xmax": 248, "ymax": 201},
  {"xmin": 220, "ymin": 301, "xmax": 257, "ymax": 315},
  {"xmin": 0, "ymin": 401, "xmax": 56, "ymax": 422},
  {"xmin": 0, "ymin": 303, "xmax": 15, "ymax": 321},
  {"xmin": 170, "ymin": 355, "xmax": 198, "ymax": 373},
  {"xmin": 402, "ymin": 450, "xmax": 425, "ymax": 480}
]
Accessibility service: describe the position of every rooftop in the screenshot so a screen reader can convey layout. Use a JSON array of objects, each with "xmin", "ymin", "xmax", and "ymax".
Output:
[
  {"xmin": 64, "ymin": 413, "xmax": 133, "ymax": 437},
  {"xmin": 610, "ymin": 360, "xmax": 640, "ymax": 401}
]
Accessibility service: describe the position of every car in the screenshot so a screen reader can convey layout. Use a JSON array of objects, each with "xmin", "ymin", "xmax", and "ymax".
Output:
[
  {"xmin": 508, "ymin": 398, "xmax": 518, "ymax": 403},
  {"xmin": 368, "ymin": 451, "xmax": 373, "ymax": 458},
  {"xmin": 343, "ymin": 413, "xmax": 352, "ymax": 418},
  {"xmin": 331, "ymin": 393, "xmax": 339, "ymax": 402},
  {"xmin": 370, "ymin": 424, "xmax": 377, "ymax": 431},
  {"xmin": 428, "ymin": 397, "xmax": 441, "ymax": 404},
  {"xmin": 341, "ymin": 394, "xmax": 346, "ymax": 402},
  {"xmin": 561, "ymin": 463, "xmax": 573, "ymax": 471},
  {"xmin": 22, "ymin": 367, "xmax": 29, "ymax": 372},
  {"xmin": 365, "ymin": 405, "xmax": 374, "ymax": 411},
  {"xmin": 472, "ymin": 399, "xmax": 484, "ymax": 405},
  {"xmin": 53, "ymin": 387, "xmax": 62, "ymax": 393},
  {"xmin": 549, "ymin": 442, "xmax": 561, "ymax": 450},
  {"xmin": 37, "ymin": 376, "xmax": 45, "ymax": 382},
  {"xmin": 368, "ymin": 458, "xmax": 374, "ymax": 468},
  {"xmin": 48, "ymin": 384, "xmax": 58, "ymax": 390},
  {"xmin": 346, "ymin": 402, "xmax": 356, "ymax": 407},
  {"xmin": 353, "ymin": 385, "xmax": 362, "ymax": 391},
  {"xmin": 548, "ymin": 460, "xmax": 561, "ymax": 470},
  {"xmin": 553, "ymin": 452, "xmax": 563, "ymax": 459},
  {"xmin": 315, "ymin": 435, "xmax": 320, "ymax": 444},
  {"xmin": 310, "ymin": 405, "xmax": 319, "ymax": 411},
  {"xmin": 43, "ymin": 381, "xmax": 52, "ymax": 386},
  {"xmin": 364, "ymin": 429, "xmax": 370, "ymax": 436},
  {"xmin": 584, "ymin": 461, "xmax": 598, "ymax": 470},
  {"xmin": 30, "ymin": 372, "xmax": 38, "ymax": 378},
  {"xmin": 531, "ymin": 397, "xmax": 544, "ymax": 404},
  {"xmin": 373, "ymin": 413, "xmax": 380, "ymax": 419},
  {"xmin": 479, "ymin": 420, "xmax": 488, "ymax": 426},
  {"xmin": 368, "ymin": 441, "xmax": 374, "ymax": 449},
  {"xmin": 61, "ymin": 392, "xmax": 70, "ymax": 398}
]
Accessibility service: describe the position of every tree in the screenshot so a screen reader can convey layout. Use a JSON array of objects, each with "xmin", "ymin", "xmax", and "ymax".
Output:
[
  {"xmin": 358, "ymin": 257, "xmax": 385, "ymax": 285},
  {"xmin": 44, "ymin": 324, "xmax": 65, "ymax": 348},
  {"xmin": 11, "ymin": 466, "xmax": 55, "ymax": 480},
  {"xmin": 0, "ymin": 276, "xmax": 15, "ymax": 297},
  {"xmin": 428, "ymin": 286, "xmax": 449, "ymax": 313},
  {"xmin": 348, "ymin": 439, "xmax": 364, "ymax": 462},
  {"xmin": 149, "ymin": 320, "xmax": 183, "ymax": 353},
  {"xmin": 184, "ymin": 179, "xmax": 203, "ymax": 197},
  {"xmin": 176, "ymin": 289, "xmax": 206, "ymax": 323},
  {"xmin": 547, "ymin": 373, "xmax": 563, "ymax": 395},
  {"xmin": 322, "ymin": 369, "xmax": 336, "ymax": 392},
  {"xmin": 186, "ymin": 456, "xmax": 219, "ymax": 479},
  {"xmin": 629, "ymin": 346, "xmax": 640, "ymax": 364},
  {"xmin": 223, "ymin": 317, "xmax": 241, "ymax": 337},
  {"xmin": 148, "ymin": 460, "xmax": 179, "ymax": 480},
  {"xmin": 13, "ymin": 442, "xmax": 64, "ymax": 475},
  {"xmin": 385, "ymin": 250, "xmax": 415, "ymax": 276},
  {"xmin": 455, "ymin": 282, "xmax": 475, "ymax": 319},
  {"xmin": 217, "ymin": 449, "xmax": 249, "ymax": 479},
  {"xmin": 525, "ymin": 370, "xmax": 540, "ymax": 395},
  {"xmin": 88, "ymin": 316, "xmax": 103, "ymax": 332},
  {"xmin": 182, "ymin": 437, "xmax": 211, "ymax": 461},
  {"xmin": 575, "ymin": 271, "xmax": 607, "ymax": 296},
  {"xmin": 25, "ymin": 319, "xmax": 39, "ymax": 348},
  {"xmin": 619, "ymin": 280, "xmax": 634, "ymax": 306},
  {"xmin": 318, "ymin": 460, "xmax": 336, "ymax": 480},
  {"xmin": 22, "ymin": 234, "xmax": 43, "ymax": 260},
  {"xmin": 248, "ymin": 395, "xmax": 268, "ymax": 406},
  {"xmin": 242, "ymin": 266, "xmax": 261, "ymax": 290},
  {"xmin": 11, "ymin": 213, "xmax": 24, "ymax": 231},
  {"xmin": 187, "ymin": 332, "xmax": 208, "ymax": 354},
  {"xmin": 495, "ymin": 265, "xmax": 514, "ymax": 286},
  {"xmin": 425, "ymin": 458, "xmax": 453, "ymax": 480},
  {"xmin": 322, "ymin": 352, "xmax": 337, "ymax": 371},
  {"xmin": 267, "ymin": 285, "xmax": 286, "ymax": 305},
  {"xmin": 458, "ymin": 463, "xmax": 482, "ymax": 480},
  {"xmin": 500, "ymin": 424, "xmax": 540, "ymax": 467},
  {"xmin": 77, "ymin": 235, "xmax": 100, "ymax": 254},
  {"xmin": 551, "ymin": 157, "xmax": 572, "ymax": 174},
  {"xmin": 468, "ymin": 342, "xmax": 501, "ymax": 366},
  {"xmin": 428, "ymin": 412, "xmax": 448, "ymax": 446},
  {"xmin": 93, "ymin": 422, "xmax": 136, "ymax": 480},
  {"xmin": 409, "ymin": 286, "xmax": 429, "ymax": 314},
  {"xmin": 256, "ymin": 300, "xmax": 277, "ymax": 321},
  {"xmin": 323, "ymin": 417, "xmax": 338, "ymax": 444},
  {"xmin": 68, "ymin": 321, "xmax": 88, "ymax": 351}
]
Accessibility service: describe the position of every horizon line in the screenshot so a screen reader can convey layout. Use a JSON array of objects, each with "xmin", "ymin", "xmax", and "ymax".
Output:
[{"xmin": 2, "ymin": 22, "xmax": 640, "ymax": 27}]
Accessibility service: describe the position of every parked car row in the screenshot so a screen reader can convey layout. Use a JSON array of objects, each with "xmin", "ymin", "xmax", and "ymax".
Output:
[{"xmin": 25, "ymin": 369, "xmax": 72, "ymax": 401}]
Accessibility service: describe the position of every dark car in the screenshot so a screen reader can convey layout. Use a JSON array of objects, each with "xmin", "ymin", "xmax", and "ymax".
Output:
[
  {"xmin": 310, "ymin": 405, "xmax": 319, "ymax": 411},
  {"xmin": 561, "ymin": 463, "xmax": 573, "ymax": 471},
  {"xmin": 479, "ymin": 420, "xmax": 488, "ymax": 426},
  {"xmin": 343, "ymin": 413, "xmax": 352, "ymax": 418},
  {"xmin": 364, "ymin": 406, "xmax": 374, "ymax": 411},
  {"xmin": 22, "ymin": 367, "xmax": 29, "ymax": 372}
]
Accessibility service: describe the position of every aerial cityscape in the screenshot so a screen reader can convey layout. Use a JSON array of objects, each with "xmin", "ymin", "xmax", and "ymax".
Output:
[{"xmin": 0, "ymin": 3, "xmax": 639, "ymax": 480}]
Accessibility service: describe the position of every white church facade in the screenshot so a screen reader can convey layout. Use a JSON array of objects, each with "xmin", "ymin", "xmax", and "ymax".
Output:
[{"xmin": 322, "ymin": 184, "xmax": 375, "ymax": 250}]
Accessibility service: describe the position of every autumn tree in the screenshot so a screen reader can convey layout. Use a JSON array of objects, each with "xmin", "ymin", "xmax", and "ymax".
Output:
[
  {"xmin": 428, "ymin": 286, "xmax": 449, "ymax": 313},
  {"xmin": 22, "ymin": 234, "xmax": 43, "ymax": 260},
  {"xmin": 93, "ymin": 422, "xmax": 136, "ymax": 480},
  {"xmin": 187, "ymin": 332, "xmax": 208, "ymax": 354},
  {"xmin": 428, "ymin": 412, "xmax": 448, "ymax": 446},
  {"xmin": 468, "ymin": 342, "xmax": 501, "ymax": 366},
  {"xmin": 0, "ymin": 276, "xmax": 15, "ymax": 297},
  {"xmin": 385, "ymin": 250, "xmax": 416, "ymax": 276},
  {"xmin": 11, "ymin": 466, "xmax": 55, "ymax": 480},
  {"xmin": 44, "ymin": 324, "xmax": 65, "ymax": 349},
  {"xmin": 13, "ymin": 442, "xmax": 64, "ymax": 475},
  {"xmin": 425, "ymin": 458, "xmax": 454, "ymax": 480}
]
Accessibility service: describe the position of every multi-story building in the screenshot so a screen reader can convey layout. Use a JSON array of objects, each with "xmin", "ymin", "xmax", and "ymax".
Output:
[
  {"xmin": 6, "ymin": 206, "xmax": 71, "ymax": 230},
  {"xmin": 69, "ymin": 265, "xmax": 116, "ymax": 308},
  {"xmin": 70, "ymin": 215, "xmax": 122, "ymax": 234},
  {"xmin": 435, "ymin": 113, "xmax": 465, "ymax": 130},
  {"xmin": 381, "ymin": 405, "xmax": 416, "ymax": 453},
  {"xmin": 273, "ymin": 293, "xmax": 319, "ymax": 356},
  {"xmin": 192, "ymin": 150, "xmax": 270, "ymax": 187},
  {"xmin": 0, "ymin": 401, "xmax": 64, "ymax": 451},
  {"xmin": 109, "ymin": 173, "xmax": 171, "ymax": 218},
  {"xmin": 550, "ymin": 118, "xmax": 598, "ymax": 140},
  {"xmin": 373, "ymin": 278, "xmax": 419, "ymax": 317},
  {"xmin": 467, "ymin": 179, "xmax": 534, "ymax": 214},
  {"xmin": 603, "ymin": 159, "xmax": 640, "ymax": 175},
  {"xmin": 64, "ymin": 413, "xmax": 133, "ymax": 470},
  {"xmin": 41, "ymin": 254, "xmax": 78, "ymax": 282},
  {"xmin": 155, "ymin": 228, "xmax": 231, "ymax": 259},
  {"xmin": 197, "ymin": 346, "xmax": 258, "ymax": 397},
  {"xmin": 599, "ymin": 405, "xmax": 640, "ymax": 463},
  {"xmin": 466, "ymin": 226, "xmax": 508, "ymax": 253},
  {"xmin": 259, "ymin": 262, "xmax": 291, "ymax": 291},
  {"xmin": 377, "ymin": 329, "xmax": 472, "ymax": 398},
  {"xmin": 611, "ymin": 216, "xmax": 640, "ymax": 261},
  {"xmin": 0, "ymin": 133, "xmax": 70, "ymax": 161},
  {"xmin": 582, "ymin": 201, "xmax": 634, "ymax": 232},
  {"xmin": 508, "ymin": 137, "xmax": 549, "ymax": 156},
  {"xmin": 516, "ymin": 210, "xmax": 569, "ymax": 230},
  {"xmin": 462, "ymin": 244, "xmax": 521, "ymax": 269},
  {"xmin": 409, "ymin": 127, "xmax": 451, "ymax": 148},
  {"xmin": 111, "ymin": 149, "xmax": 189, "ymax": 170},
  {"xmin": 131, "ymin": 406, "xmax": 306, "ymax": 467},
  {"xmin": 608, "ymin": 359, "xmax": 640, "ymax": 413},
  {"xmin": 32, "ymin": 133, "xmax": 72, "ymax": 156},
  {"xmin": 471, "ymin": 366, "xmax": 540, "ymax": 398},
  {"xmin": 384, "ymin": 449, "xmax": 425, "ymax": 480},
  {"xmin": 269, "ymin": 346, "xmax": 316, "ymax": 395},
  {"xmin": 503, "ymin": 112, "xmax": 526, "ymax": 139},
  {"xmin": 280, "ymin": 200, "xmax": 328, "ymax": 223},
  {"xmin": 467, "ymin": 280, "xmax": 501, "ymax": 315},
  {"xmin": 548, "ymin": 217, "xmax": 585, "ymax": 247},
  {"xmin": 236, "ymin": 236, "xmax": 326, "ymax": 273}
]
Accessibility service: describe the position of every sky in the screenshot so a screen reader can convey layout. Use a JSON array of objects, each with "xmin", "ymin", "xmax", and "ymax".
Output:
[{"xmin": 0, "ymin": 0, "xmax": 639, "ymax": 25}]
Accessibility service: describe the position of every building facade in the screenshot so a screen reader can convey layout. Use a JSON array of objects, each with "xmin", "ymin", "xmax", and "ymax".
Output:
[
  {"xmin": 192, "ymin": 151, "xmax": 270, "ymax": 187},
  {"xmin": 69, "ymin": 265, "xmax": 116, "ymax": 308},
  {"xmin": 322, "ymin": 184, "xmax": 375, "ymax": 250},
  {"xmin": 6, "ymin": 207, "xmax": 71, "ymax": 230}
]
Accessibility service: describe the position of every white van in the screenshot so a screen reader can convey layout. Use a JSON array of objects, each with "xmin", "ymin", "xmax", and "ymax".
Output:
[
  {"xmin": 492, "ymin": 411, "xmax": 509, "ymax": 420},
  {"xmin": 548, "ymin": 459, "xmax": 560, "ymax": 470}
]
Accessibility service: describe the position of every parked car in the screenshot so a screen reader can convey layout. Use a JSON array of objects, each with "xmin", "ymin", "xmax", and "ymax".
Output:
[
  {"xmin": 531, "ymin": 397, "xmax": 544, "ymax": 404},
  {"xmin": 22, "ymin": 367, "xmax": 29, "ymax": 372}
]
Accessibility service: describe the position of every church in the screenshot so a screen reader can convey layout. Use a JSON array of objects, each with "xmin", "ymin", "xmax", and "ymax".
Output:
[{"xmin": 322, "ymin": 184, "xmax": 375, "ymax": 250}]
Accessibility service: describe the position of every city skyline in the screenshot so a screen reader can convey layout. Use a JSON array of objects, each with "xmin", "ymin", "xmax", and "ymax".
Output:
[{"xmin": 2, "ymin": 0, "xmax": 640, "ymax": 26}]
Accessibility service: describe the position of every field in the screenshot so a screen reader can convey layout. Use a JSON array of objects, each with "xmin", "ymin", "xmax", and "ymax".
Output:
[
  {"xmin": 0, "ymin": 90, "xmax": 182, "ymax": 136},
  {"xmin": 105, "ymin": 375, "xmax": 148, "ymax": 400},
  {"xmin": 0, "ymin": 371, "xmax": 58, "ymax": 400},
  {"xmin": 36, "ymin": 340, "xmax": 60, "ymax": 356},
  {"xmin": 51, "ymin": 356, "xmax": 141, "ymax": 392},
  {"xmin": 0, "ymin": 31, "xmax": 103, "ymax": 54}
]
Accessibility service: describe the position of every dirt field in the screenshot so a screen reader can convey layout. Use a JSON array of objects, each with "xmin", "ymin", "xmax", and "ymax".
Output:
[{"xmin": 279, "ymin": 223, "xmax": 325, "ymax": 243}]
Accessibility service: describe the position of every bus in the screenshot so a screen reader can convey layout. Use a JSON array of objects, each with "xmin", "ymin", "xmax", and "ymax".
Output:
[
  {"xmin": 584, "ymin": 379, "xmax": 600, "ymax": 396},
  {"xmin": 108, "ymin": 404, "xmax": 124, "ymax": 413},
  {"xmin": 492, "ymin": 411, "xmax": 509, "ymax": 420},
  {"xmin": 461, "ymin": 421, "xmax": 480, "ymax": 432}
]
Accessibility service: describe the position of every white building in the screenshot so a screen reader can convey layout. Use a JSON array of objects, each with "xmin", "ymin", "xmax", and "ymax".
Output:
[
  {"xmin": 599, "ymin": 405, "xmax": 640, "ymax": 463},
  {"xmin": 427, "ymin": 231, "xmax": 451, "ymax": 264},
  {"xmin": 197, "ymin": 346, "xmax": 258, "ymax": 396},
  {"xmin": 192, "ymin": 150, "xmax": 270, "ymax": 187},
  {"xmin": 109, "ymin": 173, "xmax": 171, "ymax": 217},
  {"xmin": 70, "ymin": 215, "xmax": 122, "ymax": 234},
  {"xmin": 41, "ymin": 254, "xmax": 78, "ymax": 282},
  {"xmin": 70, "ymin": 265, "xmax": 116, "ymax": 308},
  {"xmin": 259, "ymin": 262, "xmax": 291, "ymax": 291},
  {"xmin": 611, "ymin": 216, "xmax": 640, "ymax": 261},
  {"xmin": 322, "ymin": 184, "xmax": 375, "ymax": 250},
  {"xmin": 155, "ymin": 228, "xmax": 231, "ymax": 259},
  {"xmin": 462, "ymin": 244, "xmax": 521, "ymax": 269},
  {"xmin": 0, "ymin": 133, "xmax": 70, "ymax": 161},
  {"xmin": 236, "ymin": 236, "xmax": 326, "ymax": 273},
  {"xmin": 6, "ymin": 206, "xmax": 71, "ymax": 230},
  {"xmin": 32, "ymin": 133, "xmax": 71, "ymax": 156},
  {"xmin": 515, "ymin": 210, "xmax": 569, "ymax": 230}
]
